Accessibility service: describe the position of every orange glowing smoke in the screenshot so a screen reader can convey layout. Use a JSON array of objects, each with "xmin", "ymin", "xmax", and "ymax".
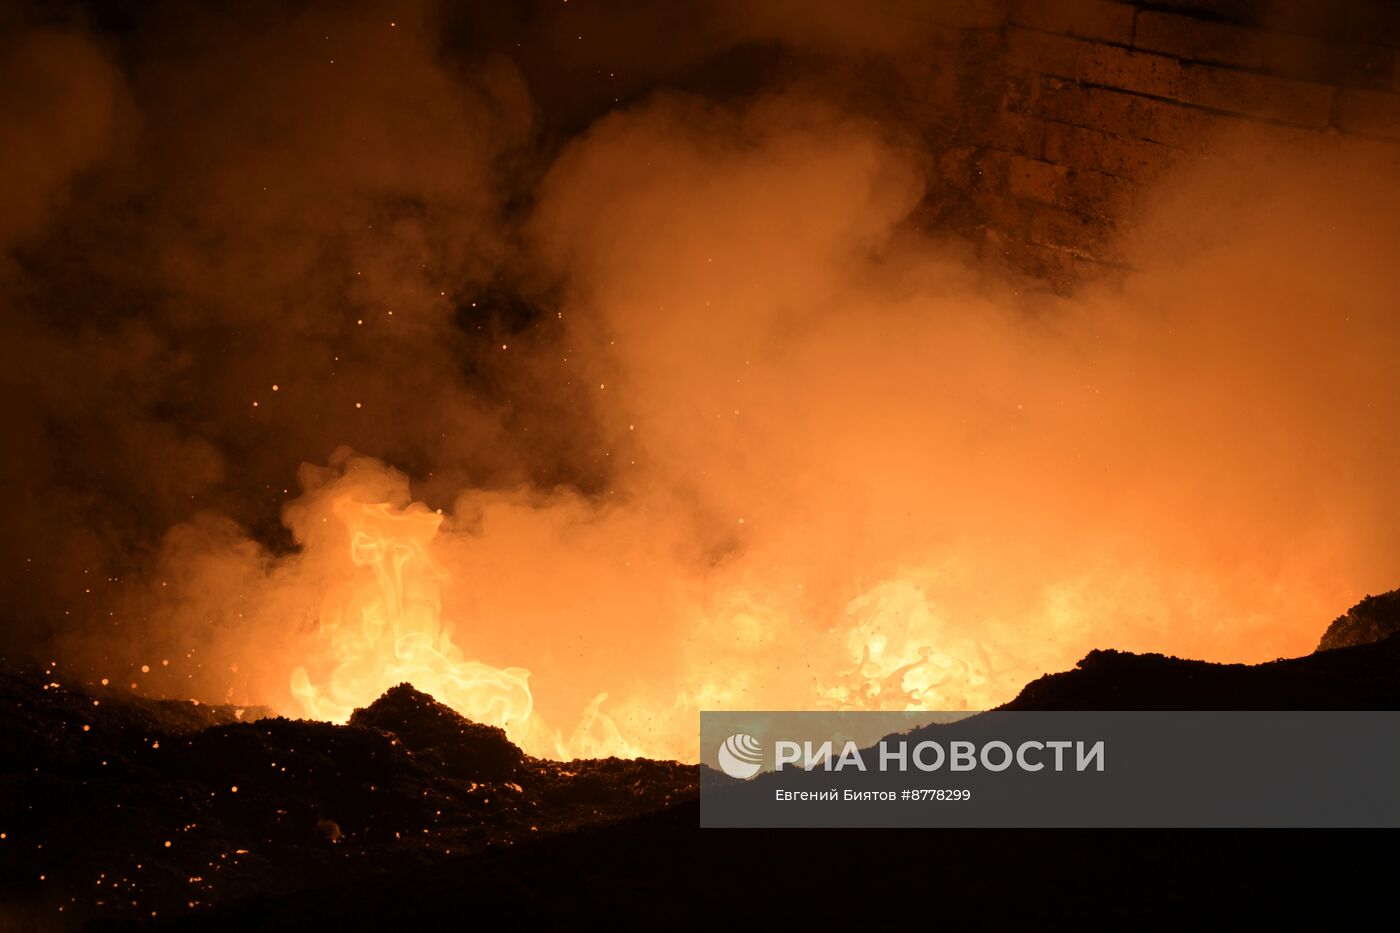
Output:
[
  {"xmin": 48, "ymin": 89, "xmax": 1400, "ymax": 766},
  {"xmin": 279, "ymin": 465, "xmax": 635, "ymax": 759},
  {"xmin": 288, "ymin": 499, "xmax": 534, "ymax": 736},
  {"xmin": 278, "ymin": 106, "xmax": 1399, "ymax": 762}
]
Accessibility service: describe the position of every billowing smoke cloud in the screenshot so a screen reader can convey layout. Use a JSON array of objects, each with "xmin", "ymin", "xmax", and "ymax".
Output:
[
  {"xmin": 3, "ymin": 1, "xmax": 1398, "ymax": 760},
  {"xmin": 1, "ymin": 15, "xmax": 129, "ymax": 641},
  {"xmin": 0, "ymin": 20, "xmax": 123, "ymax": 251},
  {"xmin": 515, "ymin": 100, "xmax": 1400, "ymax": 754},
  {"xmin": 1, "ymin": 0, "xmax": 541, "ymax": 643}
]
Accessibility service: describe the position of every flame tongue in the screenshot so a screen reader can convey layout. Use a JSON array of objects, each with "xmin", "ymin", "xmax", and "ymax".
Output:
[{"xmin": 291, "ymin": 496, "xmax": 534, "ymax": 744}]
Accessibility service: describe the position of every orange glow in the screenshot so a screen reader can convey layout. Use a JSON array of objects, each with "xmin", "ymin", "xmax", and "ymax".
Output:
[
  {"xmin": 288, "ymin": 499, "xmax": 534, "ymax": 737},
  {"xmin": 278, "ymin": 467, "xmax": 638, "ymax": 759},
  {"xmin": 40, "ymin": 81, "xmax": 1400, "ymax": 765}
]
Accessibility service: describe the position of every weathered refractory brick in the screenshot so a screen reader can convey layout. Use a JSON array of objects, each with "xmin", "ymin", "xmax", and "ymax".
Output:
[
  {"xmin": 978, "ymin": 149, "xmax": 1134, "ymax": 217},
  {"xmin": 1077, "ymin": 41, "xmax": 1183, "ymax": 98},
  {"xmin": 982, "ymin": 109, "xmax": 1047, "ymax": 159},
  {"xmin": 1135, "ymin": 11, "xmax": 1394, "ymax": 89},
  {"xmin": 1041, "ymin": 121, "xmax": 1176, "ymax": 180},
  {"xmin": 1015, "ymin": 82, "xmax": 1326, "ymax": 150},
  {"xmin": 1133, "ymin": 11, "xmax": 1263, "ymax": 70},
  {"xmin": 990, "ymin": 234, "xmax": 1121, "ymax": 285},
  {"xmin": 900, "ymin": 0, "xmax": 1400, "ymax": 286},
  {"xmin": 1015, "ymin": 83, "xmax": 1199, "ymax": 145},
  {"xmin": 1026, "ymin": 201, "xmax": 1119, "ymax": 260},
  {"xmin": 1006, "ymin": 27, "xmax": 1183, "ymax": 98},
  {"xmin": 1007, "ymin": 154, "xmax": 1070, "ymax": 205},
  {"xmin": 1060, "ymin": 164, "xmax": 1136, "ymax": 216},
  {"xmin": 1176, "ymin": 64, "xmax": 1334, "ymax": 126}
]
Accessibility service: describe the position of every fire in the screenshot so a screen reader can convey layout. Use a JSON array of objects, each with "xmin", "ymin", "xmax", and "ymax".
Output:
[
  {"xmin": 274, "ymin": 469, "xmax": 1039, "ymax": 761},
  {"xmin": 287, "ymin": 494, "xmax": 621, "ymax": 759},
  {"xmin": 41, "ymin": 90, "xmax": 1397, "ymax": 769},
  {"xmin": 822, "ymin": 580, "xmax": 1002, "ymax": 711}
]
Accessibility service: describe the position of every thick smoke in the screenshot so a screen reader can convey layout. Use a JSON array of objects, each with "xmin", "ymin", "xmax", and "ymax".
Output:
[
  {"xmin": 519, "ymin": 102, "xmax": 1400, "ymax": 754},
  {"xmin": 1, "ymin": 1, "xmax": 540, "ymax": 643},
  {"xmin": 3, "ymin": 1, "xmax": 1398, "ymax": 759}
]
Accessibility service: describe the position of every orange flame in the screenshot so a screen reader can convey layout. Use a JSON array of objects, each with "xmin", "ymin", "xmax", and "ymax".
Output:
[{"xmin": 288, "ymin": 495, "xmax": 625, "ymax": 759}]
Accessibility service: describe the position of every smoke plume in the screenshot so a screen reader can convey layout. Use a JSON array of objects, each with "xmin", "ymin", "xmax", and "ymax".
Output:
[{"xmin": 3, "ymin": 1, "xmax": 1397, "ymax": 758}]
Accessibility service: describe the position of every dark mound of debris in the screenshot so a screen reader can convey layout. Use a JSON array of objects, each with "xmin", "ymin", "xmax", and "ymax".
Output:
[
  {"xmin": 1003, "ymin": 629, "xmax": 1400, "ymax": 711},
  {"xmin": 348, "ymin": 683, "xmax": 523, "ymax": 781},
  {"xmin": 0, "ymin": 669, "xmax": 694, "ymax": 931},
  {"xmin": 8, "ymin": 588, "xmax": 1400, "ymax": 931},
  {"xmin": 1316, "ymin": 587, "xmax": 1400, "ymax": 651},
  {"xmin": 165, "ymin": 629, "xmax": 1400, "ymax": 932}
]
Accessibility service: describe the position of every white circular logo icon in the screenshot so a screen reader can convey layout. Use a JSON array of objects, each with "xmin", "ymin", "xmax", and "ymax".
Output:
[{"xmin": 717, "ymin": 733, "xmax": 764, "ymax": 779}]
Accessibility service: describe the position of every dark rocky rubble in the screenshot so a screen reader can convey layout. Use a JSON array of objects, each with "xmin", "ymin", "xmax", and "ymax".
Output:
[
  {"xmin": 0, "ymin": 672, "xmax": 694, "ymax": 931},
  {"xmin": 1317, "ymin": 588, "xmax": 1400, "ymax": 651},
  {"xmin": 2, "ymin": 588, "xmax": 1399, "ymax": 930}
]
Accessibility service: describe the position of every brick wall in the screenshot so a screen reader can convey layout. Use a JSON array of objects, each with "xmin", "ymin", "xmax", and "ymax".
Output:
[{"xmin": 893, "ymin": 0, "xmax": 1400, "ymax": 286}]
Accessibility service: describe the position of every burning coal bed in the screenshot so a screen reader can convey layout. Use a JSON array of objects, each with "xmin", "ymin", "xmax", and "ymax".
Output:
[
  {"xmin": 4, "ymin": 589, "xmax": 1400, "ymax": 929},
  {"xmin": 0, "ymin": 672, "xmax": 695, "ymax": 928}
]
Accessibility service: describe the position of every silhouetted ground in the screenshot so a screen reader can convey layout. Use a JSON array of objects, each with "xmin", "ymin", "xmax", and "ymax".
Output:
[
  {"xmin": 3, "ymin": 594, "xmax": 1399, "ymax": 930},
  {"xmin": 1317, "ymin": 588, "xmax": 1400, "ymax": 650},
  {"xmin": 0, "ymin": 675, "xmax": 693, "ymax": 931},
  {"xmin": 1004, "ymin": 628, "xmax": 1400, "ymax": 710},
  {"xmin": 163, "ymin": 634, "xmax": 1400, "ymax": 931}
]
